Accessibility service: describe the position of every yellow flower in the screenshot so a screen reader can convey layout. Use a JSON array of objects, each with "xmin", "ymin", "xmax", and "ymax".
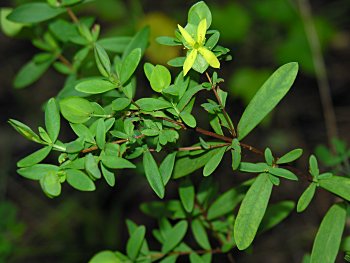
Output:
[{"xmin": 177, "ymin": 19, "xmax": 220, "ymax": 75}]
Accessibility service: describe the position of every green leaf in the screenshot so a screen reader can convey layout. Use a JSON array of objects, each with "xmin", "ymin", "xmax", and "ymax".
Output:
[
  {"xmin": 45, "ymin": 98, "xmax": 60, "ymax": 142},
  {"xmin": 310, "ymin": 203, "xmax": 346, "ymax": 263},
  {"xmin": 122, "ymin": 26, "xmax": 150, "ymax": 59},
  {"xmin": 264, "ymin": 148, "xmax": 274, "ymax": 165},
  {"xmin": 89, "ymin": 251, "xmax": 120, "ymax": 263},
  {"xmin": 94, "ymin": 43, "xmax": 111, "ymax": 77},
  {"xmin": 203, "ymin": 147, "xmax": 226, "ymax": 176},
  {"xmin": 277, "ymin": 148, "xmax": 303, "ymax": 164},
  {"xmin": 180, "ymin": 111, "xmax": 196, "ymax": 128},
  {"xmin": 96, "ymin": 119, "xmax": 106, "ymax": 149},
  {"xmin": 191, "ymin": 219, "xmax": 211, "ymax": 250},
  {"xmin": 8, "ymin": 3, "xmax": 65, "ymax": 23},
  {"xmin": 319, "ymin": 176, "xmax": 350, "ymax": 201},
  {"xmin": 259, "ymin": 200, "xmax": 295, "ymax": 233},
  {"xmin": 297, "ymin": 183, "xmax": 317, "ymax": 213},
  {"xmin": 179, "ymin": 178, "xmax": 195, "ymax": 213},
  {"xmin": 14, "ymin": 59, "xmax": 52, "ymax": 89},
  {"xmin": 75, "ymin": 78, "xmax": 116, "ymax": 94},
  {"xmin": 126, "ymin": 225, "xmax": 146, "ymax": 261},
  {"xmin": 97, "ymin": 37, "xmax": 131, "ymax": 53},
  {"xmin": 40, "ymin": 172, "xmax": 61, "ymax": 197},
  {"xmin": 17, "ymin": 146, "xmax": 52, "ymax": 168},
  {"xmin": 309, "ymin": 155, "xmax": 319, "ymax": 177},
  {"xmin": 60, "ymin": 97, "xmax": 94, "ymax": 123},
  {"xmin": 17, "ymin": 164, "xmax": 58, "ymax": 181},
  {"xmin": 70, "ymin": 123, "xmax": 95, "ymax": 144},
  {"xmin": 112, "ymin": 98, "xmax": 131, "ymax": 111},
  {"xmin": 143, "ymin": 151, "xmax": 165, "ymax": 199},
  {"xmin": 120, "ymin": 48, "xmax": 141, "ymax": 85},
  {"xmin": 162, "ymin": 221, "xmax": 188, "ymax": 253},
  {"xmin": 234, "ymin": 173, "xmax": 273, "ymax": 250},
  {"xmin": 66, "ymin": 169, "xmax": 96, "ymax": 191},
  {"xmin": 8, "ymin": 119, "xmax": 44, "ymax": 144},
  {"xmin": 231, "ymin": 139, "xmax": 241, "ymax": 170},
  {"xmin": 135, "ymin": 98, "xmax": 172, "ymax": 111},
  {"xmin": 156, "ymin": 36, "xmax": 181, "ymax": 46},
  {"xmin": 239, "ymin": 162, "xmax": 269, "ymax": 173},
  {"xmin": 207, "ymin": 188, "xmax": 244, "ymax": 220},
  {"xmin": 188, "ymin": 1, "xmax": 212, "ymax": 28},
  {"xmin": 174, "ymin": 149, "xmax": 218, "ymax": 179},
  {"xmin": 237, "ymin": 62, "xmax": 298, "ymax": 140},
  {"xmin": 85, "ymin": 154, "xmax": 101, "ymax": 179},
  {"xmin": 101, "ymin": 155, "xmax": 135, "ymax": 169},
  {"xmin": 0, "ymin": 8, "xmax": 24, "ymax": 37},
  {"xmin": 150, "ymin": 65, "xmax": 171, "ymax": 92},
  {"xmin": 269, "ymin": 167, "xmax": 298, "ymax": 181},
  {"xmin": 101, "ymin": 163, "xmax": 115, "ymax": 187},
  {"xmin": 159, "ymin": 152, "xmax": 176, "ymax": 185}
]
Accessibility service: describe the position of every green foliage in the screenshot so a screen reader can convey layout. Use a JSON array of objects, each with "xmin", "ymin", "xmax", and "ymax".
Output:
[{"xmin": 5, "ymin": 1, "xmax": 348, "ymax": 262}]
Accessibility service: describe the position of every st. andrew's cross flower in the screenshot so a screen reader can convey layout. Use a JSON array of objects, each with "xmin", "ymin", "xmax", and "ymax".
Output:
[{"xmin": 177, "ymin": 18, "xmax": 220, "ymax": 76}]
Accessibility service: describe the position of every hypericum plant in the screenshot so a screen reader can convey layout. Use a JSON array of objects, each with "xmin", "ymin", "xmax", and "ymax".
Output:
[{"xmin": 3, "ymin": 1, "xmax": 350, "ymax": 262}]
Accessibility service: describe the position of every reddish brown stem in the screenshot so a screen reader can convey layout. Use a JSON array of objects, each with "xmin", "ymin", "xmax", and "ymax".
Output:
[{"xmin": 66, "ymin": 8, "xmax": 79, "ymax": 23}]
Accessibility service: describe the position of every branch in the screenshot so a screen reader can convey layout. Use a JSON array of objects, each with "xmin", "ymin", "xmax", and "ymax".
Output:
[{"xmin": 66, "ymin": 7, "xmax": 79, "ymax": 24}]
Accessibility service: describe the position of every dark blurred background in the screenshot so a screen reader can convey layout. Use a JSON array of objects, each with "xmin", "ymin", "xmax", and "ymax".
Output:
[{"xmin": 1, "ymin": 0, "xmax": 349, "ymax": 262}]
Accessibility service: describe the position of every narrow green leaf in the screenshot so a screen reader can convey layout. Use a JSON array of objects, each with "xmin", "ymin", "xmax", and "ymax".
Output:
[
  {"xmin": 207, "ymin": 188, "xmax": 244, "ymax": 220},
  {"xmin": 237, "ymin": 62, "xmax": 298, "ymax": 140},
  {"xmin": 135, "ymin": 98, "xmax": 172, "ymax": 111},
  {"xmin": 310, "ymin": 203, "xmax": 346, "ymax": 263},
  {"xmin": 156, "ymin": 36, "xmax": 181, "ymax": 46},
  {"xmin": 101, "ymin": 163, "xmax": 115, "ymax": 187},
  {"xmin": 66, "ymin": 169, "xmax": 96, "ymax": 191},
  {"xmin": 191, "ymin": 219, "xmax": 211, "ymax": 250},
  {"xmin": 70, "ymin": 123, "xmax": 95, "ymax": 144},
  {"xmin": 17, "ymin": 146, "xmax": 52, "ymax": 168},
  {"xmin": 8, "ymin": 119, "xmax": 44, "ymax": 144},
  {"xmin": 297, "ymin": 183, "xmax": 317, "ymax": 213},
  {"xmin": 85, "ymin": 153, "xmax": 101, "ymax": 179},
  {"xmin": 173, "ymin": 149, "xmax": 217, "ymax": 179},
  {"xmin": 112, "ymin": 97, "xmax": 131, "ymax": 111},
  {"xmin": 309, "ymin": 155, "xmax": 319, "ymax": 177},
  {"xmin": 319, "ymin": 176, "xmax": 350, "ymax": 201},
  {"xmin": 97, "ymin": 37, "xmax": 131, "ymax": 53},
  {"xmin": 203, "ymin": 147, "xmax": 226, "ymax": 176},
  {"xmin": 8, "ymin": 3, "xmax": 65, "ymax": 23},
  {"xmin": 94, "ymin": 43, "xmax": 111, "ymax": 77},
  {"xmin": 75, "ymin": 78, "xmax": 116, "ymax": 94},
  {"xmin": 239, "ymin": 162, "xmax": 269, "ymax": 173},
  {"xmin": 101, "ymin": 156, "xmax": 136, "ymax": 169},
  {"xmin": 159, "ymin": 152, "xmax": 176, "ymax": 185},
  {"xmin": 14, "ymin": 59, "xmax": 52, "ymax": 89},
  {"xmin": 120, "ymin": 48, "xmax": 141, "ymax": 85},
  {"xmin": 143, "ymin": 151, "xmax": 165, "ymax": 198},
  {"xmin": 231, "ymin": 138, "xmax": 241, "ymax": 170},
  {"xmin": 179, "ymin": 178, "xmax": 195, "ymax": 213},
  {"xmin": 122, "ymin": 26, "xmax": 150, "ymax": 59},
  {"xmin": 0, "ymin": 8, "xmax": 24, "ymax": 37},
  {"xmin": 96, "ymin": 119, "xmax": 106, "ymax": 149},
  {"xmin": 269, "ymin": 167, "xmax": 298, "ymax": 181},
  {"xmin": 126, "ymin": 225, "xmax": 146, "ymax": 261},
  {"xmin": 59, "ymin": 97, "xmax": 94, "ymax": 123},
  {"xmin": 234, "ymin": 173, "xmax": 273, "ymax": 250},
  {"xmin": 277, "ymin": 148, "xmax": 303, "ymax": 164},
  {"xmin": 162, "ymin": 221, "xmax": 188, "ymax": 253},
  {"xmin": 45, "ymin": 98, "xmax": 60, "ymax": 142},
  {"xmin": 17, "ymin": 164, "xmax": 58, "ymax": 181},
  {"xmin": 264, "ymin": 148, "xmax": 273, "ymax": 165}
]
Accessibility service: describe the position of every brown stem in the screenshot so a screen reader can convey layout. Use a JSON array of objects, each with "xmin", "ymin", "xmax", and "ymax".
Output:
[
  {"xmin": 57, "ymin": 54, "xmax": 74, "ymax": 70},
  {"xmin": 149, "ymin": 247, "xmax": 222, "ymax": 260},
  {"xmin": 66, "ymin": 7, "xmax": 79, "ymax": 24},
  {"xmin": 205, "ymin": 72, "xmax": 237, "ymax": 137}
]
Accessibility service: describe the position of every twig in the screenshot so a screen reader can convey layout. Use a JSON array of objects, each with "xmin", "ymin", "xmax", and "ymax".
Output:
[
  {"xmin": 297, "ymin": 0, "xmax": 338, "ymax": 150},
  {"xmin": 57, "ymin": 54, "xmax": 74, "ymax": 70},
  {"xmin": 205, "ymin": 72, "xmax": 237, "ymax": 137},
  {"xmin": 66, "ymin": 7, "xmax": 79, "ymax": 24}
]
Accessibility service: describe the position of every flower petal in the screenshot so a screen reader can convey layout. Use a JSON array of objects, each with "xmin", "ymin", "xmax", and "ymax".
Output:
[
  {"xmin": 198, "ymin": 47, "xmax": 220, "ymax": 68},
  {"xmin": 177, "ymin": 24, "xmax": 195, "ymax": 47},
  {"xmin": 197, "ymin": 19, "xmax": 207, "ymax": 45},
  {"xmin": 183, "ymin": 49, "xmax": 198, "ymax": 76}
]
